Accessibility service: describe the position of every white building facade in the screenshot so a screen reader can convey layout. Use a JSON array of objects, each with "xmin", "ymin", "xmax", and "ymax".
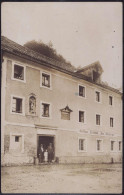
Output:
[{"xmin": 1, "ymin": 36, "xmax": 122, "ymax": 165}]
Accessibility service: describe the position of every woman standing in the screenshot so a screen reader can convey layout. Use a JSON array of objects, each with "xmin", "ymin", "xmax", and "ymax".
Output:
[{"xmin": 38, "ymin": 144, "xmax": 44, "ymax": 163}]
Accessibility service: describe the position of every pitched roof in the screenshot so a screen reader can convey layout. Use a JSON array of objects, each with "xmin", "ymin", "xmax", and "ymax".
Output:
[
  {"xmin": 76, "ymin": 61, "xmax": 104, "ymax": 73},
  {"xmin": 1, "ymin": 36, "xmax": 76, "ymax": 72},
  {"xmin": 1, "ymin": 36, "xmax": 122, "ymax": 95}
]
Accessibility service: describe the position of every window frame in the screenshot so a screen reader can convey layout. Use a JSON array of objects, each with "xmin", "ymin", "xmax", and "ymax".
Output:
[
  {"xmin": 95, "ymin": 89, "xmax": 101, "ymax": 103},
  {"xmin": 110, "ymin": 140, "xmax": 116, "ymax": 152},
  {"xmin": 110, "ymin": 117, "xmax": 114, "ymax": 128},
  {"xmin": 108, "ymin": 94, "xmax": 114, "ymax": 107},
  {"xmin": 96, "ymin": 114, "xmax": 101, "ymax": 126},
  {"xmin": 11, "ymin": 62, "xmax": 26, "ymax": 83},
  {"xmin": 118, "ymin": 140, "xmax": 122, "ymax": 152},
  {"xmin": 78, "ymin": 84, "xmax": 86, "ymax": 98},
  {"xmin": 78, "ymin": 110, "xmax": 86, "ymax": 124},
  {"xmin": 40, "ymin": 101, "xmax": 52, "ymax": 119},
  {"xmin": 96, "ymin": 139, "xmax": 103, "ymax": 152},
  {"xmin": 40, "ymin": 71, "xmax": 52, "ymax": 90},
  {"xmin": 78, "ymin": 137, "xmax": 87, "ymax": 152},
  {"xmin": 9, "ymin": 133, "xmax": 24, "ymax": 153},
  {"xmin": 10, "ymin": 95, "xmax": 25, "ymax": 116}
]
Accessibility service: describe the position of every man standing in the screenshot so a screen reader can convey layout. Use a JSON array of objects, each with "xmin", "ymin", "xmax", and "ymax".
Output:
[
  {"xmin": 38, "ymin": 144, "xmax": 44, "ymax": 163},
  {"xmin": 47, "ymin": 143, "xmax": 54, "ymax": 163}
]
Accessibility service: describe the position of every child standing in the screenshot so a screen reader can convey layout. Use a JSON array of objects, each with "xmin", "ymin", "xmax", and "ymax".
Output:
[{"xmin": 44, "ymin": 149, "xmax": 48, "ymax": 162}]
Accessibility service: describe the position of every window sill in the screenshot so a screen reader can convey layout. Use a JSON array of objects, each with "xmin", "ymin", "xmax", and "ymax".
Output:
[
  {"xmin": 11, "ymin": 77, "xmax": 26, "ymax": 83},
  {"xmin": 26, "ymin": 114, "xmax": 38, "ymax": 117},
  {"xmin": 40, "ymin": 85, "xmax": 52, "ymax": 90},
  {"xmin": 11, "ymin": 112, "xmax": 25, "ymax": 116}
]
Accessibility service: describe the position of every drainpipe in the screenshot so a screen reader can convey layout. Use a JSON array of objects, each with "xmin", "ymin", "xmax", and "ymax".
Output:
[{"xmin": 1, "ymin": 51, "xmax": 7, "ymax": 155}]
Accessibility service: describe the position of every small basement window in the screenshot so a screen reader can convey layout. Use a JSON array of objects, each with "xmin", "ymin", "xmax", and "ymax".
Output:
[
  {"xmin": 79, "ymin": 85, "xmax": 85, "ymax": 97},
  {"xmin": 14, "ymin": 64, "xmax": 24, "ymax": 80},
  {"xmin": 15, "ymin": 136, "xmax": 20, "ymax": 142},
  {"xmin": 12, "ymin": 97, "xmax": 23, "ymax": 114},
  {"xmin": 42, "ymin": 73, "xmax": 50, "ymax": 88}
]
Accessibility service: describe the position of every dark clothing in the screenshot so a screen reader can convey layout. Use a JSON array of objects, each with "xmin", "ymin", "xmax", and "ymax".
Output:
[
  {"xmin": 47, "ymin": 145, "xmax": 54, "ymax": 163},
  {"xmin": 38, "ymin": 146, "xmax": 44, "ymax": 163}
]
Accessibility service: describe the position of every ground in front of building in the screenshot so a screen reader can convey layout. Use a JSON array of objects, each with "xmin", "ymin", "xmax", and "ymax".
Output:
[{"xmin": 1, "ymin": 163, "xmax": 122, "ymax": 193}]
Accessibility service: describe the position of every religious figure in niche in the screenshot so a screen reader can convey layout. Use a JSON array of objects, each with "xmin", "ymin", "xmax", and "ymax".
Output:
[{"xmin": 29, "ymin": 96, "xmax": 36, "ymax": 114}]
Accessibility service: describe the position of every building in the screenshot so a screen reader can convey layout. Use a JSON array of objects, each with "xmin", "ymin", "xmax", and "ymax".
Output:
[{"xmin": 1, "ymin": 36, "xmax": 122, "ymax": 165}]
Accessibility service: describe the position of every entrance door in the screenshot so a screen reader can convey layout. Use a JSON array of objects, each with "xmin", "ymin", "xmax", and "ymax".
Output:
[{"xmin": 37, "ymin": 135, "xmax": 55, "ymax": 158}]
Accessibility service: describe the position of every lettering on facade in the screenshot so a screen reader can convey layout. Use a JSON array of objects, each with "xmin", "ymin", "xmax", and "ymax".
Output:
[
  {"xmin": 90, "ymin": 130, "xmax": 98, "ymax": 135},
  {"xmin": 80, "ymin": 129, "xmax": 89, "ymax": 134}
]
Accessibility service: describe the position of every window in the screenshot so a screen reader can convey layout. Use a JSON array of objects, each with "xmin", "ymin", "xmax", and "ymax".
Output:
[
  {"xmin": 9, "ymin": 133, "xmax": 24, "ymax": 153},
  {"xmin": 12, "ymin": 97, "xmax": 23, "ymax": 113},
  {"xmin": 42, "ymin": 73, "xmax": 50, "ymax": 88},
  {"xmin": 96, "ymin": 114, "xmax": 100, "ymax": 125},
  {"xmin": 79, "ymin": 139, "xmax": 86, "ymax": 151},
  {"xmin": 111, "ymin": 141, "xmax": 115, "ymax": 151},
  {"xmin": 97, "ymin": 140, "xmax": 102, "ymax": 151},
  {"xmin": 109, "ymin": 96, "xmax": 113, "ymax": 105},
  {"xmin": 96, "ymin": 91, "xmax": 100, "ymax": 102},
  {"xmin": 15, "ymin": 136, "xmax": 19, "ymax": 142},
  {"xmin": 79, "ymin": 111, "xmax": 84, "ymax": 123},
  {"xmin": 79, "ymin": 85, "xmax": 85, "ymax": 97},
  {"xmin": 110, "ymin": 117, "xmax": 114, "ymax": 127},
  {"xmin": 29, "ymin": 95, "xmax": 36, "ymax": 114},
  {"xmin": 14, "ymin": 64, "xmax": 24, "ymax": 80},
  {"xmin": 41, "ymin": 103, "xmax": 50, "ymax": 117},
  {"xmin": 119, "ymin": 141, "xmax": 122, "ymax": 151}
]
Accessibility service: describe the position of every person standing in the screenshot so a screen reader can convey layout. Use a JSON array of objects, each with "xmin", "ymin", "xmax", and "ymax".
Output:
[
  {"xmin": 38, "ymin": 144, "xmax": 44, "ymax": 163},
  {"xmin": 47, "ymin": 143, "xmax": 54, "ymax": 163},
  {"xmin": 44, "ymin": 149, "xmax": 48, "ymax": 163}
]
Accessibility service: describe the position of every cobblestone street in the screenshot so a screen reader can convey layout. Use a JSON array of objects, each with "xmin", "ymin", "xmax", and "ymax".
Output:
[{"xmin": 1, "ymin": 163, "xmax": 122, "ymax": 193}]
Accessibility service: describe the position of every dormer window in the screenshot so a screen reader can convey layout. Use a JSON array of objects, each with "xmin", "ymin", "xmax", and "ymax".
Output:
[{"xmin": 60, "ymin": 105, "xmax": 73, "ymax": 120}]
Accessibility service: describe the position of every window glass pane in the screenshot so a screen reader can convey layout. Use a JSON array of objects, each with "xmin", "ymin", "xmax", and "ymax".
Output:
[
  {"xmin": 42, "ymin": 103, "xmax": 49, "ymax": 117},
  {"xmin": 79, "ymin": 86, "xmax": 85, "ymax": 97},
  {"xmin": 14, "ymin": 65, "xmax": 24, "ymax": 80},
  {"xmin": 79, "ymin": 111, "xmax": 84, "ymax": 122},
  {"xmin": 96, "ymin": 91, "xmax": 100, "ymax": 102},
  {"xmin": 96, "ymin": 115, "xmax": 100, "ymax": 125},
  {"xmin": 12, "ymin": 97, "xmax": 22, "ymax": 113},
  {"xmin": 110, "ymin": 118, "xmax": 113, "ymax": 127},
  {"xmin": 79, "ymin": 139, "xmax": 85, "ymax": 151},
  {"xmin": 111, "ymin": 141, "xmax": 114, "ymax": 150},
  {"xmin": 42, "ymin": 74, "xmax": 50, "ymax": 87},
  {"xmin": 119, "ymin": 141, "xmax": 121, "ymax": 151},
  {"xmin": 109, "ymin": 96, "xmax": 112, "ymax": 105},
  {"xmin": 15, "ymin": 136, "xmax": 19, "ymax": 142}
]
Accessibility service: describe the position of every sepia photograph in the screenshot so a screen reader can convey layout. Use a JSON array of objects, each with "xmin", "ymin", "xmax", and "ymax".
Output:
[{"xmin": 1, "ymin": 2, "xmax": 122, "ymax": 193}]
